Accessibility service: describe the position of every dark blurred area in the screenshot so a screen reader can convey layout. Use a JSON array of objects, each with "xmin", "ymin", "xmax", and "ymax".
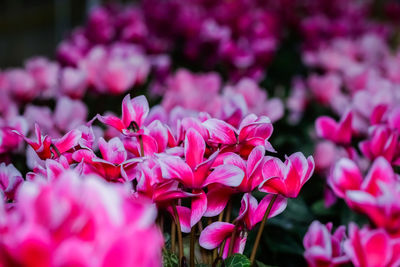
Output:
[{"xmin": 0, "ymin": 0, "xmax": 100, "ymax": 67}]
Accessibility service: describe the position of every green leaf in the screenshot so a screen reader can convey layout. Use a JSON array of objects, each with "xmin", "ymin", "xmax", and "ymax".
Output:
[
  {"xmin": 224, "ymin": 254, "xmax": 251, "ymax": 267},
  {"xmin": 163, "ymin": 250, "xmax": 179, "ymax": 267}
]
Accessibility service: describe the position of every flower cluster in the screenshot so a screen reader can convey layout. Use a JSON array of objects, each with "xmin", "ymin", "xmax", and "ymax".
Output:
[
  {"xmin": 0, "ymin": 170, "xmax": 163, "ymax": 267},
  {"xmin": 2, "ymin": 0, "xmax": 400, "ymax": 266}
]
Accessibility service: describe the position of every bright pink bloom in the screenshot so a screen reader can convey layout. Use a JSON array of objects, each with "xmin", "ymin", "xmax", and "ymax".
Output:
[
  {"xmin": 5, "ymin": 69, "xmax": 37, "ymax": 101},
  {"xmin": 72, "ymin": 137, "xmax": 130, "ymax": 182},
  {"xmin": 159, "ymin": 129, "xmax": 244, "ymax": 229},
  {"xmin": 25, "ymin": 57, "xmax": 59, "ymax": 96},
  {"xmin": 0, "ymin": 170, "xmax": 163, "ymax": 267},
  {"xmin": 359, "ymin": 126, "xmax": 400, "ymax": 166},
  {"xmin": 308, "ymin": 73, "xmax": 341, "ymax": 105},
  {"xmin": 60, "ymin": 67, "xmax": 88, "ymax": 99},
  {"xmin": 0, "ymin": 163, "xmax": 23, "ymax": 201},
  {"xmin": 329, "ymin": 158, "xmax": 363, "ymax": 198},
  {"xmin": 303, "ymin": 221, "xmax": 349, "ymax": 267},
  {"xmin": 15, "ymin": 124, "xmax": 81, "ymax": 160},
  {"xmin": 97, "ymin": 94, "xmax": 149, "ymax": 136},
  {"xmin": 260, "ymin": 152, "xmax": 315, "ymax": 198},
  {"xmin": 316, "ymin": 111, "xmax": 353, "ymax": 145},
  {"xmin": 344, "ymin": 224, "xmax": 400, "ymax": 267},
  {"xmin": 53, "ymin": 97, "xmax": 88, "ymax": 133}
]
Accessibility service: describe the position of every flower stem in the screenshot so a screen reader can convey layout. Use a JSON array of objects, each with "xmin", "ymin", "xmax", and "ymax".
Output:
[
  {"xmin": 139, "ymin": 135, "xmax": 144, "ymax": 157},
  {"xmin": 171, "ymin": 220, "xmax": 176, "ymax": 253},
  {"xmin": 249, "ymin": 194, "xmax": 278, "ymax": 265},
  {"xmin": 172, "ymin": 203, "xmax": 184, "ymax": 263},
  {"xmin": 190, "ymin": 227, "xmax": 195, "ymax": 267},
  {"xmin": 227, "ymin": 222, "xmax": 238, "ymax": 257},
  {"xmin": 225, "ymin": 200, "xmax": 232, "ymax": 222}
]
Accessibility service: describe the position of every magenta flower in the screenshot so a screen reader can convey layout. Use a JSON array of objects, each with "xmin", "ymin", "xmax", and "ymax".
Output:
[
  {"xmin": 260, "ymin": 152, "xmax": 315, "ymax": 198},
  {"xmin": 359, "ymin": 125, "xmax": 400, "ymax": 166},
  {"xmin": 159, "ymin": 128, "xmax": 244, "ymax": 230},
  {"xmin": 97, "ymin": 94, "xmax": 149, "ymax": 136},
  {"xmin": 203, "ymin": 114, "xmax": 274, "ymax": 157},
  {"xmin": 15, "ymin": 124, "xmax": 82, "ymax": 160},
  {"xmin": 303, "ymin": 221, "xmax": 349, "ymax": 267},
  {"xmin": 0, "ymin": 163, "xmax": 23, "ymax": 201},
  {"xmin": 72, "ymin": 137, "xmax": 131, "ymax": 182},
  {"xmin": 0, "ymin": 170, "xmax": 163, "ymax": 267},
  {"xmin": 316, "ymin": 110, "xmax": 353, "ymax": 146},
  {"xmin": 344, "ymin": 224, "xmax": 400, "ymax": 267}
]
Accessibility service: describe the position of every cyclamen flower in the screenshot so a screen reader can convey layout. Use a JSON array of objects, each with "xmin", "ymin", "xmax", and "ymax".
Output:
[
  {"xmin": 303, "ymin": 221, "xmax": 349, "ymax": 267},
  {"xmin": 97, "ymin": 94, "xmax": 149, "ymax": 136},
  {"xmin": 330, "ymin": 157, "xmax": 400, "ymax": 235},
  {"xmin": 316, "ymin": 110, "xmax": 353, "ymax": 146},
  {"xmin": 159, "ymin": 128, "xmax": 245, "ymax": 230},
  {"xmin": 0, "ymin": 163, "xmax": 23, "ymax": 201},
  {"xmin": 359, "ymin": 125, "xmax": 400, "ymax": 166},
  {"xmin": 260, "ymin": 152, "xmax": 315, "ymax": 198},
  {"xmin": 344, "ymin": 224, "xmax": 400, "ymax": 267},
  {"xmin": 15, "ymin": 123, "xmax": 82, "ymax": 160},
  {"xmin": 0, "ymin": 170, "xmax": 163, "ymax": 267}
]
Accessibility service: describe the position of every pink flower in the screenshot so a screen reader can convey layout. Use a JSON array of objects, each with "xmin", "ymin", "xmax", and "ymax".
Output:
[
  {"xmin": 359, "ymin": 126, "xmax": 400, "ymax": 166},
  {"xmin": 25, "ymin": 57, "xmax": 59, "ymax": 97},
  {"xmin": 316, "ymin": 110, "xmax": 353, "ymax": 145},
  {"xmin": 97, "ymin": 94, "xmax": 149, "ymax": 136},
  {"xmin": 15, "ymin": 124, "xmax": 81, "ymax": 160},
  {"xmin": 344, "ymin": 224, "xmax": 400, "ymax": 267},
  {"xmin": 159, "ymin": 128, "xmax": 244, "ymax": 229},
  {"xmin": 260, "ymin": 152, "xmax": 315, "ymax": 198},
  {"xmin": 53, "ymin": 97, "xmax": 88, "ymax": 133},
  {"xmin": 72, "ymin": 137, "xmax": 130, "ymax": 182},
  {"xmin": 0, "ymin": 170, "xmax": 163, "ymax": 267},
  {"xmin": 308, "ymin": 73, "xmax": 341, "ymax": 105},
  {"xmin": 5, "ymin": 69, "xmax": 37, "ymax": 101},
  {"xmin": 60, "ymin": 67, "xmax": 88, "ymax": 99},
  {"xmin": 303, "ymin": 221, "xmax": 349, "ymax": 267},
  {"xmin": 0, "ymin": 163, "xmax": 23, "ymax": 201}
]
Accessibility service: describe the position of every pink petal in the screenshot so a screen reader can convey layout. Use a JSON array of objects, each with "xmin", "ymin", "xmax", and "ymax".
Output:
[
  {"xmin": 336, "ymin": 111, "xmax": 352, "ymax": 145},
  {"xmin": 158, "ymin": 155, "xmax": 194, "ymax": 187},
  {"xmin": 203, "ymin": 118, "xmax": 237, "ymax": 145},
  {"xmin": 190, "ymin": 189, "xmax": 207, "ymax": 227},
  {"xmin": 54, "ymin": 129, "xmax": 82, "ymax": 154},
  {"xmin": 131, "ymin": 95, "xmax": 149, "ymax": 128},
  {"xmin": 246, "ymin": 146, "xmax": 265, "ymax": 178},
  {"xmin": 121, "ymin": 94, "xmax": 136, "ymax": 127},
  {"xmin": 329, "ymin": 158, "xmax": 362, "ymax": 198},
  {"xmin": 203, "ymin": 164, "xmax": 244, "ymax": 187},
  {"xmin": 184, "ymin": 129, "xmax": 205, "ymax": 169},
  {"xmin": 363, "ymin": 157, "xmax": 395, "ymax": 195},
  {"xmin": 98, "ymin": 137, "xmax": 127, "ymax": 165},
  {"xmin": 97, "ymin": 114, "xmax": 126, "ymax": 132},
  {"xmin": 262, "ymin": 157, "xmax": 285, "ymax": 180},
  {"xmin": 252, "ymin": 194, "xmax": 287, "ymax": 228},
  {"xmin": 364, "ymin": 230, "xmax": 392, "ymax": 266},
  {"xmin": 147, "ymin": 120, "xmax": 168, "ymax": 153},
  {"xmin": 204, "ymin": 185, "xmax": 235, "ymax": 217},
  {"xmin": 316, "ymin": 116, "xmax": 337, "ymax": 140},
  {"xmin": 259, "ymin": 177, "xmax": 287, "ymax": 195},
  {"xmin": 199, "ymin": 222, "xmax": 235, "ymax": 249}
]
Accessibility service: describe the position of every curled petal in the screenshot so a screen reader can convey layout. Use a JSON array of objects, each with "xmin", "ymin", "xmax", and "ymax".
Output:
[
  {"xmin": 204, "ymin": 164, "xmax": 244, "ymax": 187},
  {"xmin": 199, "ymin": 222, "xmax": 235, "ymax": 250}
]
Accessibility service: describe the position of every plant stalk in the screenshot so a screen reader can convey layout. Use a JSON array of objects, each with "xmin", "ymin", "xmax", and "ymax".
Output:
[
  {"xmin": 249, "ymin": 194, "xmax": 278, "ymax": 265},
  {"xmin": 190, "ymin": 227, "xmax": 195, "ymax": 267},
  {"xmin": 172, "ymin": 203, "xmax": 184, "ymax": 264}
]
